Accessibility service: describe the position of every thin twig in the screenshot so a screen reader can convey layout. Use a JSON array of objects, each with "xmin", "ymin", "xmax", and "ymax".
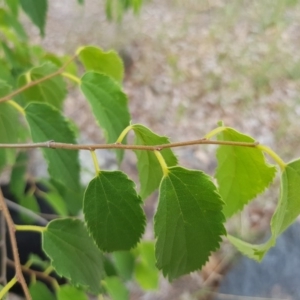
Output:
[
  {"xmin": 0, "ymin": 54, "xmax": 77, "ymax": 104},
  {"xmin": 0, "ymin": 189, "xmax": 32, "ymax": 300},
  {"xmin": 6, "ymin": 259, "xmax": 58, "ymax": 288},
  {"xmin": 0, "ymin": 139, "xmax": 259, "ymax": 151}
]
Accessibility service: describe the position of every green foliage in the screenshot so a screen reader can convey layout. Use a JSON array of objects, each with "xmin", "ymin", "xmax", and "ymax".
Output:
[
  {"xmin": 9, "ymin": 151, "xmax": 27, "ymax": 199},
  {"xmin": 0, "ymin": 90, "xmax": 19, "ymax": 170},
  {"xmin": 103, "ymin": 276, "xmax": 129, "ymax": 300},
  {"xmin": 216, "ymin": 126, "xmax": 277, "ymax": 217},
  {"xmin": 228, "ymin": 158, "xmax": 300, "ymax": 261},
  {"xmin": 25, "ymin": 103, "xmax": 82, "ymax": 214},
  {"xmin": 155, "ymin": 166, "xmax": 225, "ymax": 280},
  {"xmin": 1, "ymin": 1, "xmax": 300, "ymax": 299},
  {"xmin": 134, "ymin": 241, "xmax": 159, "ymax": 290},
  {"xmin": 19, "ymin": 0, "xmax": 47, "ymax": 36},
  {"xmin": 18, "ymin": 63, "xmax": 67, "ymax": 109},
  {"xmin": 80, "ymin": 71, "xmax": 130, "ymax": 162},
  {"xmin": 29, "ymin": 282, "xmax": 55, "ymax": 300},
  {"xmin": 57, "ymin": 285, "xmax": 88, "ymax": 300},
  {"xmin": 78, "ymin": 46, "xmax": 124, "ymax": 82},
  {"xmin": 83, "ymin": 171, "xmax": 146, "ymax": 251},
  {"xmin": 105, "ymin": 0, "xmax": 143, "ymax": 21},
  {"xmin": 132, "ymin": 124, "xmax": 178, "ymax": 199},
  {"xmin": 43, "ymin": 218, "xmax": 105, "ymax": 294}
]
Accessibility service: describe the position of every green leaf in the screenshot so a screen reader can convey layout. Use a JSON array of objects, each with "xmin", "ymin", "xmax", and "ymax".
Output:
[
  {"xmin": 20, "ymin": 0, "xmax": 47, "ymax": 36},
  {"xmin": 57, "ymin": 285, "xmax": 88, "ymax": 300},
  {"xmin": 18, "ymin": 63, "xmax": 67, "ymax": 109},
  {"xmin": 78, "ymin": 46, "xmax": 124, "ymax": 82},
  {"xmin": 38, "ymin": 179, "xmax": 68, "ymax": 216},
  {"xmin": 19, "ymin": 192, "xmax": 40, "ymax": 223},
  {"xmin": 9, "ymin": 151, "xmax": 28, "ymax": 199},
  {"xmin": 132, "ymin": 124, "xmax": 178, "ymax": 199},
  {"xmin": 112, "ymin": 251, "xmax": 135, "ymax": 281},
  {"xmin": 29, "ymin": 282, "xmax": 55, "ymax": 300},
  {"xmin": 216, "ymin": 127, "xmax": 276, "ymax": 217},
  {"xmin": 84, "ymin": 171, "xmax": 146, "ymax": 252},
  {"xmin": 228, "ymin": 158, "xmax": 300, "ymax": 261},
  {"xmin": 28, "ymin": 253, "xmax": 50, "ymax": 270},
  {"xmin": 103, "ymin": 276, "xmax": 129, "ymax": 300},
  {"xmin": 154, "ymin": 166, "xmax": 226, "ymax": 280},
  {"xmin": 5, "ymin": 0, "xmax": 19, "ymax": 16},
  {"xmin": 25, "ymin": 103, "xmax": 82, "ymax": 214},
  {"xmin": 43, "ymin": 218, "xmax": 104, "ymax": 294},
  {"xmin": 0, "ymin": 82, "xmax": 19, "ymax": 170},
  {"xmin": 80, "ymin": 71, "xmax": 131, "ymax": 162},
  {"xmin": 134, "ymin": 241, "xmax": 159, "ymax": 290},
  {"xmin": 0, "ymin": 8, "xmax": 27, "ymax": 40},
  {"xmin": 271, "ymin": 159, "xmax": 300, "ymax": 235}
]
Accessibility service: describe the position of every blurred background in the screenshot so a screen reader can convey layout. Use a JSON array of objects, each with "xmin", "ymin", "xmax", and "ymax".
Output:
[{"xmin": 20, "ymin": 0, "xmax": 300, "ymax": 299}]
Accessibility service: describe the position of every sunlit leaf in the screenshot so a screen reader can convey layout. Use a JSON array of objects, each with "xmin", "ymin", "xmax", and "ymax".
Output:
[
  {"xmin": 155, "ymin": 166, "xmax": 226, "ymax": 280},
  {"xmin": 57, "ymin": 285, "xmax": 88, "ymax": 300},
  {"xmin": 43, "ymin": 218, "xmax": 104, "ymax": 294},
  {"xmin": 132, "ymin": 124, "xmax": 178, "ymax": 199},
  {"xmin": 84, "ymin": 171, "xmax": 146, "ymax": 252},
  {"xmin": 216, "ymin": 127, "xmax": 276, "ymax": 217},
  {"xmin": 78, "ymin": 46, "xmax": 124, "ymax": 82},
  {"xmin": 134, "ymin": 241, "xmax": 159, "ymax": 290}
]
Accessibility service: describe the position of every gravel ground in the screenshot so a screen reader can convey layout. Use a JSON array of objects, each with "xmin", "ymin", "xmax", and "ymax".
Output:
[{"xmin": 22, "ymin": 0, "xmax": 300, "ymax": 299}]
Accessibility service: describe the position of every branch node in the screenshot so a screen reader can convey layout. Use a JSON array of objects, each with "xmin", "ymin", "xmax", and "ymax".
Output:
[{"xmin": 47, "ymin": 140, "xmax": 54, "ymax": 148}]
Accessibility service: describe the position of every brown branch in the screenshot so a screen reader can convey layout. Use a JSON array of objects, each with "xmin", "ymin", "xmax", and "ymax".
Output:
[
  {"xmin": 0, "ymin": 139, "xmax": 259, "ymax": 151},
  {"xmin": 0, "ymin": 54, "xmax": 78, "ymax": 104},
  {"xmin": 6, "ymin": 259, "xmax": 58, "ymax": 288},
  {"xmin": 0, "ymin": 189, "xmax": 32, "ymax": 300}
]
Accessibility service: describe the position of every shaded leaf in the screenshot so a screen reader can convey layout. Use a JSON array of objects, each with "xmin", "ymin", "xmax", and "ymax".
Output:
[
  {"xmin": 80, "ymin": 71, "xmax": 130, "ymax": 162},
  {"xmin": 29, "ymin": 282, "xmax": 55, "ymax": 300},
  {"xmin": 20, "ymin": 0, "xmax": 47, "ymax": 36},
  {"xmin": 43, "ymin": 218, "xmax": 104, "ymax": 294},
  {"xmin": 132, "ymin": 124, "xmax": 178, "ymax": 199},
  {"xmin": 9, "ymin": 151, "xmax": 28, "ymax": 199},
  {"xmin": 18, "ymin": 63, "xmax": 67, "ymax": 109},
  {"xmin": 216, "ymin": 127, "xmax": 276, "ymax": 217},
  {"xmin": 84, "ymin": 171, "xmax": 146, "ymax": 252},
  {"xmin": 155, "ymin": 166, "xmax": 226, "ymax": 280},
  {"xmin": 25, "ymin": 103, "xmax": 81, "ymax": 214},
  {"xmin": 78, "ymin": 46, "xmax": 124, "ymax": 82}
]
